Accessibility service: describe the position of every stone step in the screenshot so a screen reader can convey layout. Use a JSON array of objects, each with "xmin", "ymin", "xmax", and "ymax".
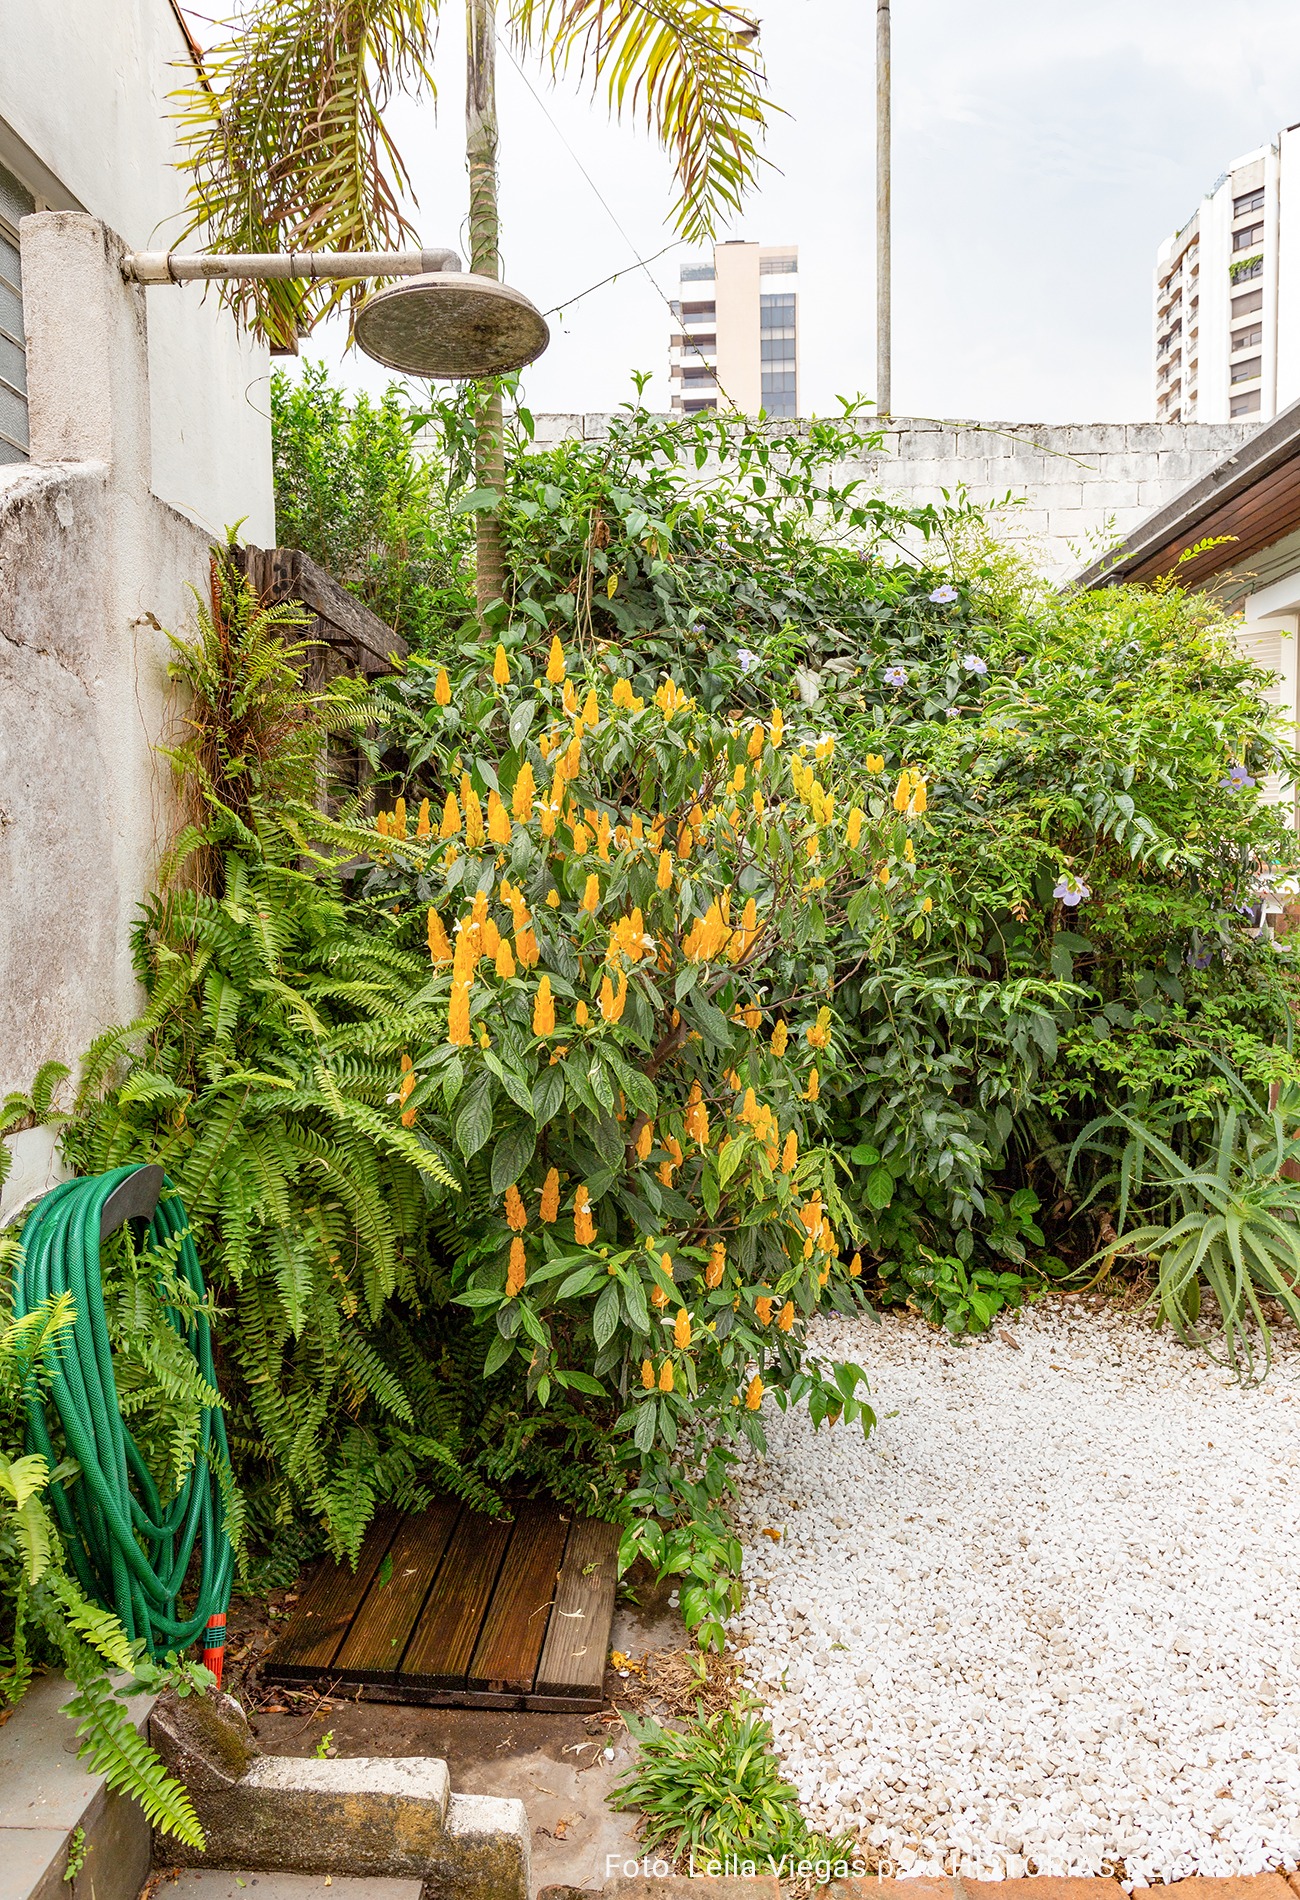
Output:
[{"xmin": 160, "ymin": 1877, "xmax": 422, "ymax": 1900}]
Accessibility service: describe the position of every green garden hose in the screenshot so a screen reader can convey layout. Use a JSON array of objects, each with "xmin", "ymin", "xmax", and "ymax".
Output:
[{"xmin": 13, "ymin": 1167, "xmax": 235, "ymax": 1677}]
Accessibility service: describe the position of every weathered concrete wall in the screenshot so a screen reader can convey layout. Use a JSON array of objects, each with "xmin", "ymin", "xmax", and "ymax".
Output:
[
  {"xmin": 0, "ymin": 214, "xmax": 211, "ymax": 1115},
  {"xmin": 526, "ymin": 413, "xmax": 1258, "ymax": 582}
]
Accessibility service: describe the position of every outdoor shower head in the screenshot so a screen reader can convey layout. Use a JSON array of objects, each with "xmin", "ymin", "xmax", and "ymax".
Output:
[
  {"xmin": 121, "ymin": 247, "xmax": 551, "ymax": 379},
  {"xmin": 353, "ymin": 271, "xmax": 551, "ymax": 379}
]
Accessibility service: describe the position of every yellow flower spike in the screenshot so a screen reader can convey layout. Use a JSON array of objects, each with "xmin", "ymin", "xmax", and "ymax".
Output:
[
  {"xmin": 434, "ymin": 667, "xmax": 452, "ymax": 706},
  {"xmin": 803, "ymin": 1066, "xmax": 820, "ymax": 1102},
  {"xmin": 487, "ymin": 790, "xmax": 512, "ymax": 844},
  {"xmin": 893, "ymin": 774, "xmax": 911, "ymax": 813},
  {"xmin": 769, "ymin": 706, "xmax": 784, "ymax": 747},
  {"xmin": 743, "ymin": 1004, "xmax": 761, "ymax": 1032},
  {"xmin": 658, "ymin": 1360, "xmax": 675, "ymax": 1393},
  {"xmin": 657, "ymin": 850, "xmax": 674, "ymax": 890},
  {"xmin": 464, "ymin": 786, "xmax": 486, "ymax": 847},
  {"xmin": 547, "ymin": 636, "xmax": 567, "ymax": 684},
  {"xmin": 847, "ymin": 808, "xmax": 865, "ymax": 850},
  {"xmin": 684, "ymin": 1081, "xmax": 710, "ymax": 1149},
  {"xmin": 572, "ymin": 822, "xmax": 590, "ymax": 856},
  {"xmin": 482, "ymin": 917, "xmax": 501, "ymax": 957},
  {"xmin": 782, "ymin": 1128, "xmax": 798, "ymax": 1171},
  {"xmin": 598, "ymin": 975, "xmax": 616, "ymax": 1023},
  {"xmin": 504, "ymin": 1184, "xmax": 527, "ymax": 1232},
  {"xmin": 755, "ymin": 1295, "xmax": 773, "ymax": 1327},
  {"xmin": 677, "ymin": 823, "xmax": 694, "ymax": 858},
  {"xmin": 641, "ymin": 1358, "xmax": 655, "ymax": 1390},
  {"xmin": 705, "ymin": 1242, "xmax": 726, "ymax": 1289},
  {"xmin": 581, "ymin": 872, "xmax": 600, "ymax": 914},
  {"xmin": 850, "ymin": 1252, "xmax": 863, "ymax": 1278},
  {"xmin": 656, "ymin": 1161, "xmax": 674, "ymax": 1188},
  {"xmin": 533, "ymin": 974, "xmax": 556, "ymax": 1036},
  {"xmin": 540, "ymin": 1167, "xmax": 560, "ymax": 1223},
  {"xmin": 414, "ymin": 797, "xmax": 431, "ymax": 840},
  {"xmin": 660, "ymin": 1252, "xmax": 674, "ymax": 1279},
  {"xmin": 922, "ymin": 895, "xmax": 933, "ymax": 914},
  {"xmin": 582, "ymin": 688, "xmax": 599, "ymax": 727},
  {"xmin": 904, "ymin": 837, "xmax": 915, "ymax": 863},
  {"xmin": 771, "ymin": 1020, "xmax": 788, "ymax": 1058},
  {"xmin": 778, "ymin": 1299, "xmax": 795, "ymax": 1333},
  {"xmin": 631, "ymin": 813, "xmax": 645, "ymax": 845},
  {"xmin": 819, "ymin": 1264, "xmax": 830, "ymax": 1287},
  {"xmin": 493, "ymin": 642, "xmax": 510, "ymax": 686},
  {"xmin": 752, "ymin": 789, "xmax": 766, "ymax": 817},
  {"xmin": 427, "ymin": 907, "xmax": 453, "ymax": 965},
  {"xmin": 573, "ymin": 1185, "xmax": 596, "ymax": 1245},
  {"xmin": 391, "ymin": 796, "xmax": 406, "ymax": 836},
  {"xmin": 674, "ymin": 1308, "xmax": 692, "ymax": 1350},
  {"xmin": 448, "ymin": 981, "xmax": 472, "ymax": 1047},
  {"xmin": 495, "ymin": 937, "xmax": 516, "ymax": 979},
  {"xmin": 746, "ymin": 1374, "xmax": 764, "ymax": 1410},
  {"xmin": 651, "ymin": 1281, "xmax": 669, "ymax": 1307},
  {"xmin": 576, "ymin": 1001, "xmax": 591, "ymax": 1028},
  {"xmin": 512, "ymin": 762, "xmax": 535, "ymax": 822},
  {"xmin": 806, "ymin": 1006, "xmax": 833, "ymax": 1051},
  {"xmin": 440, "ymin": 791, "xmax": 462, "ymax": 838},
  {"xmin": 545, "ymin": 889, "xmax": 561, "ymax": 908},
  {"xmin": 506, "ymin": 1236, "xmax": 527, "ymax": 1298},
  {"xmin": 596, "ymin": 812, "xmax": 612, "ymax": 862},
  {"xmin": 909, "ymin": 779, "xmax": 929, "ymax": 815},
  {"xmin": 562, "ymin": 681, "xmax": 577, "ymax": 716},
  {"xmin": 565, "ymin": 736, "xmax": 582, "ymax": 777},
  {"xmin": 516, "ymin": 927, "xmax": 540, "ymax": 967},
  {"xmin": 867, "ymin": 753, "xmax": 885, "ymax": 775},
  {"xmin": 635, "ymin": 1119, "xmax": 654, "ymax": 1161},
  {"xmin": 747, "ymin": 722, "xmax": 766, "ymax": 759},
  {"xmin": 539, "ymin": 802, "xmax": 558, "ymax": 838},
  {"xmin": 877, "ymin": 865, "xmax": 891, "ymax": 886}
]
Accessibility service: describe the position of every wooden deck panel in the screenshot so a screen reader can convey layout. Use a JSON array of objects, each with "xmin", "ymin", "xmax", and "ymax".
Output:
[{"xmin": 263, "ymin": 1499, "xmax": 615, "ymax": 1710}]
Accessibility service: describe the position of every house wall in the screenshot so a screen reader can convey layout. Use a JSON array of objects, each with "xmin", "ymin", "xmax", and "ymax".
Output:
[
  {"xmin": 523, "ymin": 413, "xmax": 1257, "ymax": 583},
  {"xmin": 0, "ymin": 0, "xmax": 273, "ymax": 542}
]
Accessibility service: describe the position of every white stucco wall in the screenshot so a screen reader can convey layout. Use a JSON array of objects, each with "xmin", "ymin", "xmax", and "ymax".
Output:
[
  {"xmin": 525, "ymin": 413, "xmax": 1257, "ymax": 583},
  {"xmin": 0, "ymin": 0, "xmax": 274, "ymax": 543}
]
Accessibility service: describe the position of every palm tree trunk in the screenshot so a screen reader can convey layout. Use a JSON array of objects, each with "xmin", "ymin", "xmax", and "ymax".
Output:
[{"xmin": 467, "ymin": 0, "xmax": 506, "ymax": 625}]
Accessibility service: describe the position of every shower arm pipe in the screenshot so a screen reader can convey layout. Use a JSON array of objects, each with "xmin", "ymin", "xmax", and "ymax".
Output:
[{"xmin": 121, "ymin": 247, "xmax": 462, "ymax": 285}]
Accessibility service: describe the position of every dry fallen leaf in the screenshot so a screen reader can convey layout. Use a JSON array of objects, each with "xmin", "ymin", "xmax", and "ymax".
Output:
[{"xmin": 760, "ymin": 1527, "xmax": 782, "ymax": 1542}]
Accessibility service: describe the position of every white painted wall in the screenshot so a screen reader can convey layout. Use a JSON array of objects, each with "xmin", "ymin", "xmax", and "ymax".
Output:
[
  {"xmin": 714, "ymin": 243, "xmax": 762, "ymax": 416},
  {"xmin": 523, "ymin": 413, "xmax": 1256, "ymax": 584},
  {"xmin": 0, "ymin": 0, "xmax": 274, "ymax": 543}
]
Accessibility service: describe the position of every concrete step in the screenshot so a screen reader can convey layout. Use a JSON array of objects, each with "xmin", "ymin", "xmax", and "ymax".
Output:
[{"xmin": 160, "ymin": 1877, "xmax": 422, "ymax": 1900}]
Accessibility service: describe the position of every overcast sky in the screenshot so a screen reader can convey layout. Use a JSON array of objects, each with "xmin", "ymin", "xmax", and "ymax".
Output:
[{"xmin": 246, "ymin": 0, "xmax": 1300, "ymax": 423}]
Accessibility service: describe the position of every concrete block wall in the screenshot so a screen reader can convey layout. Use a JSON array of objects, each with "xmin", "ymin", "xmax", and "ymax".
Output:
[{"xmin": 524, "ymin": 413, "xmax": 1258, "ymax": 583}]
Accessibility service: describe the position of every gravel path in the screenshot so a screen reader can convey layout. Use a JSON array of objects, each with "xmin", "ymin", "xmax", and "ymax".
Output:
[{"xmin": 731, "ymin": 1300, "xmax": 1300, "ymax": 1887}]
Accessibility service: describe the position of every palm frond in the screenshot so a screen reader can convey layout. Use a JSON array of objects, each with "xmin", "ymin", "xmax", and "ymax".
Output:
[
  {"xmin": 507, "ymin": 0, "xmax": 773, "ymax": 241},
  {"xmin": 172, "ymin": 0, "xmax": 438, "ymax": 346}
]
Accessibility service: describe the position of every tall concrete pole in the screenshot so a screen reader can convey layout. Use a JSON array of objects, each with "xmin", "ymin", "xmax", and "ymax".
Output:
[{"xmin": 876, "ymin": 0, "xmax": 891, "ymax": 419}]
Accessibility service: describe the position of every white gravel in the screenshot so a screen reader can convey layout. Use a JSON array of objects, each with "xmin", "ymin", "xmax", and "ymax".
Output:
[{"xmin": 730, "ymin": 1300, "xmax": 1300, "ymax": 1887}]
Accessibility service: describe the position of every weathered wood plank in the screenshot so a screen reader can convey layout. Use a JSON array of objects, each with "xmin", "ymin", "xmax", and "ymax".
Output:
[
  {"xmin": 532, "ymin": 1516, "xmax": 620, "ymax": 1701},
  {"xmin": 467, "ymin": 1499, "xmax": 570, "ymax": 1694},
  {"xmin": 263, "ymin": 1510, "xmax": 399, "ymax": 1681},
  {"xmin": 398, "ymin": 1509, "xmax": 513, "ymax": 1691},
  {"xmin": 333, "ymin": 1500, "xmax": 461, "ymax": 1683}
]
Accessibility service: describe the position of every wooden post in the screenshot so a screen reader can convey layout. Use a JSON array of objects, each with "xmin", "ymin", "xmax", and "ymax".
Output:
[
  {"xmin": 467, "ymin": 0, "xmax": 507, "ymax": 627},
  {"xmin": 876, "ymin": 0, "xmax": 891, "ymax": 420}
]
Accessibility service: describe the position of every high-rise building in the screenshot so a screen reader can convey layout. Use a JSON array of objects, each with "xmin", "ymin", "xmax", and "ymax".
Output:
[
  {"xmin": 669, "ymin": 241, "xmax": 799, "ymax": 418},
  {"xmin": 1154, "ymin": 127, "xmax": 1300, "ymax": 425}
]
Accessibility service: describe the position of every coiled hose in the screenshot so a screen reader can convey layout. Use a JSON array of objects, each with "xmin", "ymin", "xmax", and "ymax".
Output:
[{"xmin": 12, "ymin": 1167, "xmax": 235, "ymax": 1680}]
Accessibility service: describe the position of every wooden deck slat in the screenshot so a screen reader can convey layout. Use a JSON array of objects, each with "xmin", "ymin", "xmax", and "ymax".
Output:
[
  {"xmin": 264, "ymin": 1509, "xmax": 399, "ymax": 1680},
  {"xmin": 398, "ymin": 1508, "xmax": 514, "ymax": 1691},
  {"xmin": 532, "ymin": 1516, "xmax": 620, "ymax": 1701},
  {"xmin": 468, "ymin": 1499, "xmax": 571, "ymax": 1694},
  {"xmin": 332, "ymin": 1499, "xmax": 462, "ymax": 1683}
]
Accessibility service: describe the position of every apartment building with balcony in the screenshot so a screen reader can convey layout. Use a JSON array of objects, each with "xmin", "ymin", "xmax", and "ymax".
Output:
[
  {"xmin": 668, "ymin": 241, "xmax": 798, "ymax": 419},
  {"xmin": 1155, "ymin": 127, "xmax": 1300, "ymax": 425}
]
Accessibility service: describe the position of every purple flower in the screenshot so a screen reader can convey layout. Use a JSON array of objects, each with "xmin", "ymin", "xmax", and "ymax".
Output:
[
  {"xmin": 929, "ymin": 584, "xmax": 959, "ymax": 605},
  {"xmin": 962, "ymin": 653, "xmax": 988, "ymax": 675},
  {"xmin": 946, "ymin": 707, "xmax": 960, "ymax": 718},
  {"xmin": 883, "ymin": 665, "xmax": 908, "ymax": 688},
  {"xmin": 1187, "ymin": 948, "xmax": 1214, "ymax": 970},
  {"xmin": 1053, "ymin": 874, "xmax": 1091, "ymax": 908},
  {"xmin": 1221, "ymin": 761, "xmax": 1256, "ymax": 791},
  {"xmin": 737, "ymin": 647, "xmax": 759, "ymax": 674}
]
